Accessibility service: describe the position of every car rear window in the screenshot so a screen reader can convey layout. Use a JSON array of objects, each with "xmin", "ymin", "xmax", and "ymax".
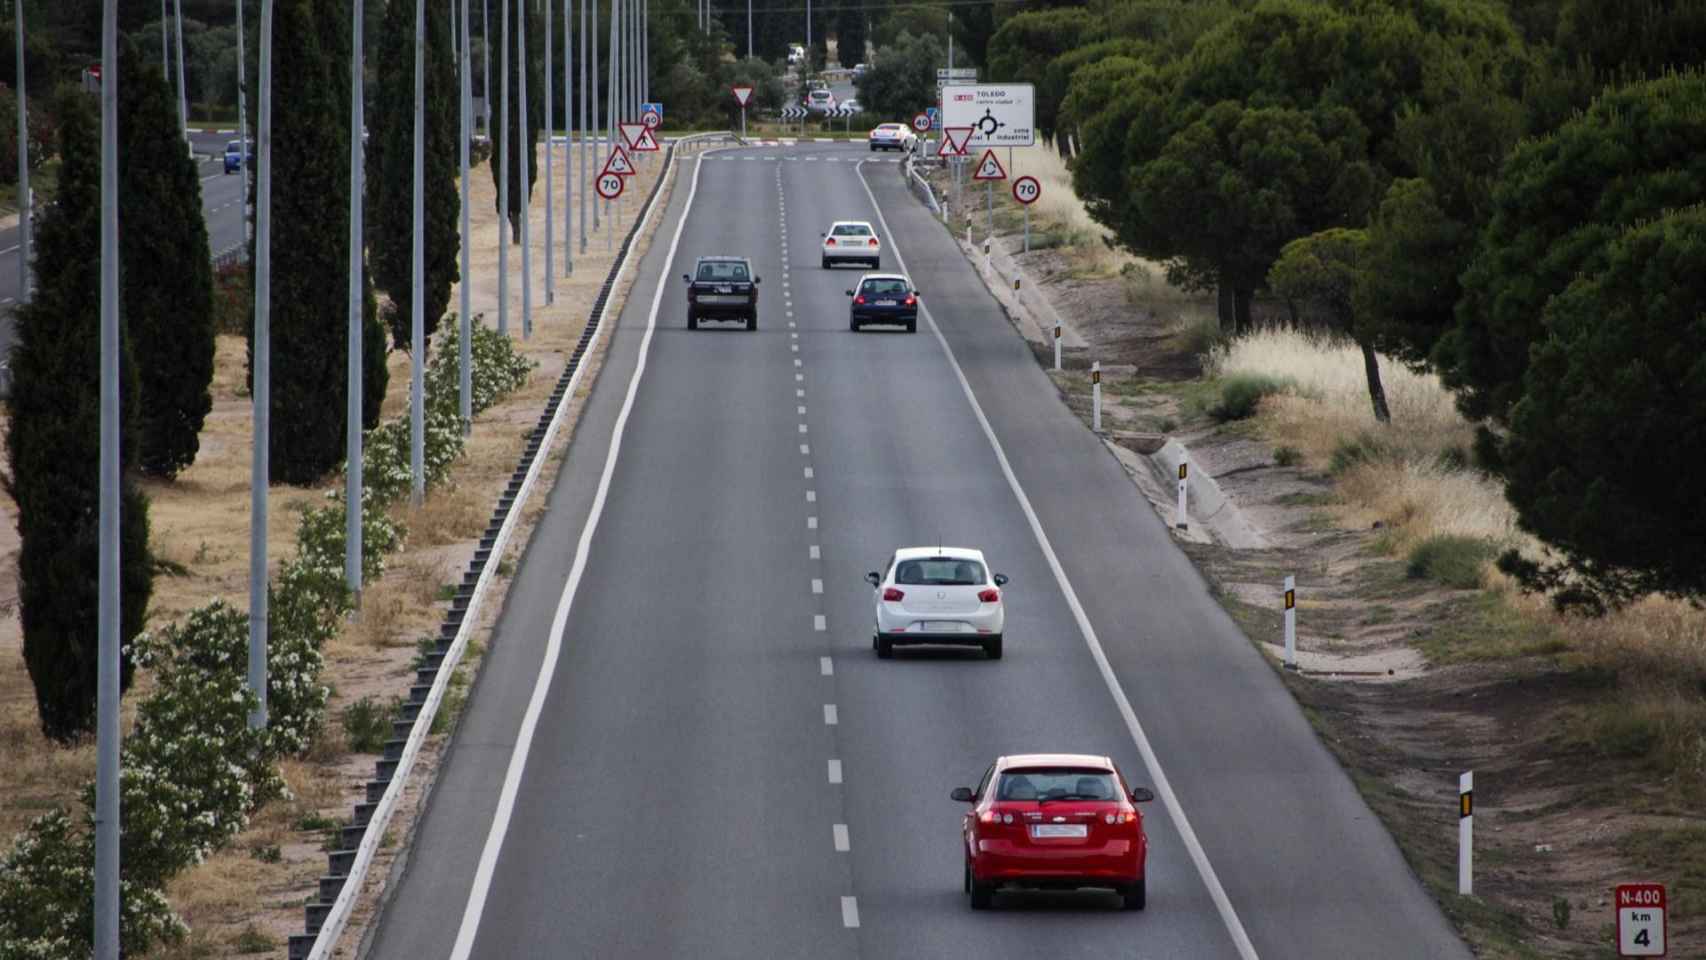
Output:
[
  {"xmin": 996, "ymin": 769, "xmax": 1118, "ymax": 802},
  {"xmin": 832, "ymin": 224, "xmax": 872, "ymax": 237},
  {"xmin": 696, "ymin": 261, "xmax": 750, "ymax": 282},
  {"xmin": 810, "ymin": 91, "xmax": 832, "ymax": 100},
  {"xmin": 895, "ymin": 558, "xmax": 985, "ymax": 585},
  {"xmin": 860, "ymin": 279, "xmax": 909, "ymax": 296}
]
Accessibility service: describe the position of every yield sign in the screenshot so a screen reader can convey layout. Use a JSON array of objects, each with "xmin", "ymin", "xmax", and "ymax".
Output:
[
  {"xmin": 619, "ymin": 122, "xmax": 647, "ymax": 149},
  {"xmin": 972, "ymin": 148, "xmax": 1008, "ymax": 181},
  {"xmin": 632, "ymin": 126, "xmax": 660, "ymax": 152},
  {"xmin": 602, "ymin": 144, "xmax": 636, "ymax": 177},
  {"xmin": 731, "ymin": 85, "xmax": 754, "ymax": 107},
  {"xmin": 941, "ymin": 126, "xmax": 974, "ymax": 157}
]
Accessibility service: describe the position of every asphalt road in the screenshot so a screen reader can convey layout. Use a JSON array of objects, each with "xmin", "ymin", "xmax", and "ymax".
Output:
[
  {"xmin": 0, "ymin": 146, "xmax": 246, "ymax": 390},
  {"xmin": 365, "ymin": 142, "xmax": 1472, "ymax": 959}
]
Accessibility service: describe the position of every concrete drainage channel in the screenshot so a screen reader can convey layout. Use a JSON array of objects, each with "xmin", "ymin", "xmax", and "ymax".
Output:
[{"xmin": 287, "ymin": 132, "xmax": 729, "ymax": 960}]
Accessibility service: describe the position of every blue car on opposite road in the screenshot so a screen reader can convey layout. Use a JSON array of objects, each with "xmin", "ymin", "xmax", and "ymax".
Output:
[{"xmin": 224, "ymin": 139, "xmax": 254, "ymax": 174}]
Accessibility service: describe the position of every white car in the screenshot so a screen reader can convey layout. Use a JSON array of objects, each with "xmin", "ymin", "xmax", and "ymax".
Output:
[
  {"xmin": 821, "ymin": 220, "xmax": 881, "ymax": 269},
  {"xmin": 866, "ymin": 547, "xmax": 1009, "ymax": 659},
  {"xmin": 805, "ymin": 88, "xmax": 837, "ymax": 115},
  {"xmin": 867, "ymin": 122, "xmax": 916, "ymax": 152}
]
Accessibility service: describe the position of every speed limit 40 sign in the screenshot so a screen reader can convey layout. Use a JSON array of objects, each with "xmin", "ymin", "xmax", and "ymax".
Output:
[
  {"xmin": 1617, "ymin": 883, "xmax": 1666, "ymax": 956},
  {"xmin": 1012, "ymin": 175, "xmax": 1041, "ymax": 206},
  {"xmin": 595, "ymin": 171, "xmax": 625, "ymax": 200}
]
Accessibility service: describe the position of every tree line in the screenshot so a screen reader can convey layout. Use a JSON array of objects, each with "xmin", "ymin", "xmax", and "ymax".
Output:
[{"xmin": 980, "ymin": 0, "xmax": 1706, "ymax": 612}]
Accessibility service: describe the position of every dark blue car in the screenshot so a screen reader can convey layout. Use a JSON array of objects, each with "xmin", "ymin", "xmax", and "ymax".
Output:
[
  {"xmin": 847, "ymin": 273, "xmax": 919, "ymax": 333},
  {"xmin": 224, "ymin": 139, "xmax": 253, "ymax": 174}
]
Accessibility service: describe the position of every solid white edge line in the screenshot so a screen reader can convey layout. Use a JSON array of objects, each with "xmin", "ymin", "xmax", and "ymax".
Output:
[
  {"xmin": 447, "ymin": 141, "xmax": 722, "ymax": 960},
  {"xmin": 854, "ymin": 160, "xmax": 1261, "ymax": 960}
]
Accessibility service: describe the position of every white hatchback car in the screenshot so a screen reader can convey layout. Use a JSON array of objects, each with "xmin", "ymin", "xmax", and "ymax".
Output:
[
  {"xmin": 866, "ymin": 548, "xmax": 1009, "ymax": 659},
  {"xmin": 822, "ymin": 220, "xmax": 881, "ymax": 269}
]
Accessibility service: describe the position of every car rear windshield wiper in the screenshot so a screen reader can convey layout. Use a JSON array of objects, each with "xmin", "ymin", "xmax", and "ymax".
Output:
[{"xmin": 1037, "ymin": 794, "xmax": 1098, "ymax": 805}]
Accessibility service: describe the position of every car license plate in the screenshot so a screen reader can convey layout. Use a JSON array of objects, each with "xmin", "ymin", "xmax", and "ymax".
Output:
[
  {"xmin": 699, "ymin": 295, "xmax": 743, "ymax": 304},
  {"xmin": 1031, "ymin": 824, "xmax": 1087, "ymax": 839},
  {"xmin": 922, "ymin": 621, "xmax": 962, "ymax": 633},
  {"xmin": 875, "ymin": 299, "xmax": 897, "ymax": 306}
]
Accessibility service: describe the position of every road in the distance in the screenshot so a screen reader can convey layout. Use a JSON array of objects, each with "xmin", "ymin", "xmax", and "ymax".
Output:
[{"xmin": 364, "ymin": 142, "xmax": 1472, "ymax": 959}]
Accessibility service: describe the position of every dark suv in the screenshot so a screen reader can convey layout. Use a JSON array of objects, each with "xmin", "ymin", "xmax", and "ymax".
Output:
[
  {"xmin": 684, "ymin": 256, "xmax": 761, "ymax": 331},
  {"xmin": 847, "ymin": 273, "xmax": 919, "ymax": 332}
]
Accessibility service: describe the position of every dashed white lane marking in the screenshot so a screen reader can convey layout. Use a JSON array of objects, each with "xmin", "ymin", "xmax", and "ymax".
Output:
[
  {"xmin": 796, "ymin": 373, "xmax": 804, "ymax": 382},
  {"xmin": 787, "ymin": 310, "xmax": 795, "ymax": 318},
  {"xmin": 797, "ymin": 388, "xmax": 805, "ymax": 397},
  {"xmin": 814, "ymin": 614, "xmax": 827, "ymax": 631},
  {"xmin": 800, "ymin": 443, "xmax": 810, "ymax": 454},
  {"xmin": 806, "ymin": 490, "xmax": 816, "ymax": 502},
  {"xmin": 810, "ymin": 544, "xmax": 821, "ymax": 559},
  {"xmin": 789, "ymin": 321, "xmax": 797, "ymax": 329},
  {"xmin": 820, "ymin": 656, "xmax": 834, "ymax": 676},
  {"xmin": 841, "ymin": 896, "xmax": 860, "ymax": 928},
  {"xmin": 808, "ymin": 516, "xmax": 818, "ymax": 529},
  {"xmin": 832, "ymin": 824, "xmax": 850, "ymax": 852},
  {"xmin": 803, "ymin": 465, "xmax": 813, "ymax": 477},
  {"xmin": 798, "ymin": 423, "xmax": 808, "ymax": 434},
  {"xmin": 828, "ymin": 758, "xmax": 842, "ymax": 782},
  {"xmin": 791, "ymin": 331, "xmax": 799, "ymax": 339},
  {"xmin": 811, "ymin": 578, "xmax": 823, "ymax": 594},
  {"xmin": 792, "ymin": 343, "xmax": 799, "ymax": 352},
  {"xmin": 795, "ymin": 358, "xmax": 803, "ymax": 367},
  {"xmin": 822, "ymin": 703, "xmax": 837, "ymax": 724}
]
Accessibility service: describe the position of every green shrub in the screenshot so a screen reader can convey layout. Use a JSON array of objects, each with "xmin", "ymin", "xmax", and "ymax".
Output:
[
  {"xmin": 1211, "ymin": 373, "xmax": 1291, "ymax": 422},
  {"xmin": 296, "ymin": 494, "xmax": 406, "ymax": 585},
  {"xmin": 424, "ymin": 312, "xmax": 536, "ymax": 419},
  {"xmin": 0, "ymin": 810, "xmax": 187, "ymax": 960},
  {"xmin": 1274, "ymin": 445, "xmax": 1303, "ymax": 467},
  {"xmin": 1329, "ymin": 432, "xmax": 1398, "ymax": 474},
  {"xmin": 1405, "ymin": 535, "xmax": 1496, "ymax": 589},
  {"xmin": 342, "ymin": 697, "xmax": 396, "ymax": 754}
]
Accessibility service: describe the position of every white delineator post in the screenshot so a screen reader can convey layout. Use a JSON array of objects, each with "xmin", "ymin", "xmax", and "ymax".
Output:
[
  {"xmin": 1176, "ymin": 457, "xmax": 1189, "ymax": 530},
  {"xmin": 1283, "ymin": 575, "xmax": 1298, "ymax": 670},
  {"xmin": 1091, "ymin": 361, "xmax": 1102, "ymax": 433},
  {"xmin": 1458, "ymin": 771, "xmax": 1473, "ymax": 896},
  {"xmin": 1053, "ymin": 323, "xmax": 1061, "ymax": 371}
]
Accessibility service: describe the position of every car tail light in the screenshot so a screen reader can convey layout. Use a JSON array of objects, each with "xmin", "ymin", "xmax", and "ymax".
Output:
[
  {"xmin": 903, "ymin": 295, "xmax": 915, "ymax": 306},
  {"xmin": 826, "ymin": 238, "xmax": 836, "ymax": 246},
  {"xmin": 979, "ymin": 811, "xmax": 1016, "ymax": 825},
  {"xmin": 882, "ymin": 587, "xmax": 904, "ymax": 602},
  {"xmin": 854, "ymin": 295, "xmax": 865, "ymax": 305},
  {"xmin": 978, "ymin": 588, "xmax": 1000, "ymax": 603},
  {"xmin": 868, "ymin": 238, "xmax": 880, "ymax": 247}
]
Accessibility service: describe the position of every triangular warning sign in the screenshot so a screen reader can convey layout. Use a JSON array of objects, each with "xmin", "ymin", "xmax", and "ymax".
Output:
[
  {"xmin": 602, "ymin": 145, "xmax": 635, "ymax": 176},
  {"xmin": 972, "ymin": 148, "xmax": 1007, "ymax": 181},
  {"xmin": 632, "ymin": 126, "xmax": 660, "ymax": 152},
  {"xmin": 731, "ymin": 85, "xmax": 753, "ymax": 106},
  {"xmin": 942, "ymin": 126, "xmax": 973, "ymax": 157},
  {"xmin": 619, "ymin": 122, "xmax": 646, "ymax": 149}
]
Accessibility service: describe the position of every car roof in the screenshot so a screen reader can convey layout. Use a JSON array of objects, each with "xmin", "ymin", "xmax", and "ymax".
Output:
[
  {"xmin": 694, "ymin": 255, "xmax": 751, "ymax": 263},
  {"xmin": 830, "ymin": 220, "xmax": 875, "ymax": 228},
  {"xmin": 998, "ymin": 753, "xmax": 1115, "ymax": 771},
  {"xmin": 856, "ymin": 273, "xmax": 911, "ymax": 284},
  {"xmin": 894, "ymin": 546, "xmax": 985, "ymax": 562}
]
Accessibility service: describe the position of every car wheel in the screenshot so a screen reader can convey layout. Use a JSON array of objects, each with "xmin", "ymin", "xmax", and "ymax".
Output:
[
  {"xmin": 850, "ymin": 317, "xmax": 860, "ymax": 332},
  {"xmin": 963, "ymin": 862, "xmax": 971, "ymax": 894},
  {"xmin": 821, "ymin": 256, "xmax": 830, "ymax": 269},
  {"xmin": 969, "ymin": 876, "xmax": 995, "ymax": 910},
  {"xmin": 747, "ymin": 314, "xmax": 757, "ymax": 332},
  {"xmin": 1121, "ymin": 876, "xmax": 1146, "ymax": 911},
  {"xmin": 905, "ymin": 319, "xmax": 917, "ymax": 334},
  {"xmin": 687, "ymin": 313, "xmax": 698, "ymax": 331},
  {"xmin": 983, "ymin": 635, "xmax": 1003, "ymax": 660},
  {"xmin": 871, "ymin": 257, "xmax": 881, "ymax": 270},
  {"xmin": 875, "ymin": 636, "xmax": 893, "ymax": 659}
]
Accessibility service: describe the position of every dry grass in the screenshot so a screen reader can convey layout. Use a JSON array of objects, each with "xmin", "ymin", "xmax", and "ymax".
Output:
[{"xmin": 1003, "ymin": 144, "xmax": 1136, "ymax": 277}]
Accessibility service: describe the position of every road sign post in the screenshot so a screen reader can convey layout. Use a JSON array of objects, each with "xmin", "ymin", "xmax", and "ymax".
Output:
[
  {"xmin": 1459, "ymin": 771, "xmax": 1473, "ymax": 896},
  {"xmin": 1616, "ymin": 883, "xmax": 1666, "ymax": 956},
  {"xmin": 1283, "ymin": 575, "xmax": 1297, "ymax": 668},
  {"xmin": 972, "ymin": 148, "xmax": 1006, "ymax": 238},
  {"xmin": 1012, "ymin": 174, "xmax": 1039, "ymax": 253},
  {"xmin": 732, "ymin": 84, "xmax": 752, "ymax": 140}
]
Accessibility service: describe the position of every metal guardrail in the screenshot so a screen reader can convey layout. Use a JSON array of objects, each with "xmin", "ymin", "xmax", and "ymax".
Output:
[
  {"xmin": 286, "ymin": 130, "xmax": 731, "ymax": 960},
  {"xmin": 903, "ymin": 154, "xmax": 943, "ymax": 218}
]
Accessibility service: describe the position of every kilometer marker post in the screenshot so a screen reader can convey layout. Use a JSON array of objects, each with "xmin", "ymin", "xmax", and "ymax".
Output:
[
  {"xmin": 1458, "ymin": 771, "xmax": 1473, "ymax": 896},
  {"xmin": 1176, "ymin": 457, "xmax": 1189, "ymax": 531},
  {"xmin": 1091, "ymin": 361, "xmax": 1102, "ymax": 433},
  {"xmin": 1282, "ymin": 575, "xmax": 1297, "ymax": 670}
]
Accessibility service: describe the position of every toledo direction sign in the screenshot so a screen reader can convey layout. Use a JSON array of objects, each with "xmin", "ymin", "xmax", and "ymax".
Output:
[{"xmin": 941, "ymin": 83, "xmax": 1035, "ymax": 148}]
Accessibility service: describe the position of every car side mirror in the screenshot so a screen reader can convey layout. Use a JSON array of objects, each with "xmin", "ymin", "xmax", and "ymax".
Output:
[
  {"xmin": 681, "ymin": 273, "xmax": 690, "ymax": 283},
  {"xmin": 1129, "ymin": 787, "xmax": 1155, "ymax": 803},
  {"xmin": 993, "ymin": 574, "xmax": 1009, "ymax": 587},
  {"xmin": 845, "ymin": 290, "xmax": 855, "ymax": 297},
  {"xmin": 754, "ymin": 276, "xmax": 762, "ymax": 284},
  {"xmin": 864, "ymin": 572, "xmax": 881, "ymax": 586},
  {"xmin": 950, "ymin": 787, "xmax": 975, "ymax": 803}
]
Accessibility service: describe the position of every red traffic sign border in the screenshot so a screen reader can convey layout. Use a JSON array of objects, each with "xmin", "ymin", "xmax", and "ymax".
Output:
[
  {"xmin": 595, "ymin": 171, "xmax": 625, "ymax": 200},
  {"xmin": 912, "ymin": 113, "xmax": 931, "ymax": 132},
  {"xmin": 972, "ymin": 148, "xmax": 1008, "ymax": 181},
  {"xmin": 731, "ymin": 85, "xmax": 754, "ymax": 107},
  {"xmin": 941, "ymin": 125, "xmax": 974, "ymax": 157},
  {"xmin": 1012, "ymin": 174, "xmax": 1041, "ymax": 205}
]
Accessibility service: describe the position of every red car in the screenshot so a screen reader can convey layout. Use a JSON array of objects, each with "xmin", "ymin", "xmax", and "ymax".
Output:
[{"xmin": 952, "ymin": 753, "xmax": 1155, "ymax": 910}]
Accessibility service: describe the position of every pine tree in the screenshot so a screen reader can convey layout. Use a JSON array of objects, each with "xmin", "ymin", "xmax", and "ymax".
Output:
[
  {"xmin": 3, "ymin": 86, "xmax": 154, "ymax": 743},
  {"xmin": 118, "ymin": 39, "xmax": 216, "ymax": 479},
  {"xmin": 368, "ymin": 0, "xmax": 463, "ymax": 354},
  {"xmin": 486, "ymin": 0, "xmax": 542, "ymax": 244},
  {"xmin": 251, "ymin": 0, "xmax": 389, "ymax": 483}
]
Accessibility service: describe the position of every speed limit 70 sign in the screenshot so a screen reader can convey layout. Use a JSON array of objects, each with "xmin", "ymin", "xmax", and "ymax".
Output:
[
  {"xmin": 1617, "ymin": 883, "xmax": 1666, "ymax": 956},
  {"xmin": 1012, "ymin": 175, "xmax": 1041, "ymax": 206},
  {"xmin": 595, "ymin": 171, "xmax": 625, "ymax": 200}
]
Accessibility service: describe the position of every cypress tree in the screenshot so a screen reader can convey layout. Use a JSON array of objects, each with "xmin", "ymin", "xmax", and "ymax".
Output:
[
  {"xmin": 368, "ymin": 0, "xmax": 463, "ymax": 354},
  {"xmin": 486, "ymin": 0, "xmax": 542, "ymax": 244},
  {"xmin": 252, "ymin": 0, "xmax": 389, "ymax": 483},
  {"xmin": 118, "ymin": 38, "xmax": 216, "ymax": 479},
  {"xmin": 3, "ymin": 86, "xmax": 154, "ymax": 743}
]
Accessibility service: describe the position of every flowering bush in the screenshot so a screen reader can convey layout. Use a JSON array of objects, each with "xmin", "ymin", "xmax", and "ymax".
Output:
[
  {"xmin": 426, "ymin": 312, "xmax": 536, "ymax": 418},
  {"xmin": 297, "ymin": 493, "xmax": 406, "ymax": 585},
  {"xmin": 0, "ymin": 811, "xmax": 186, "ymax": 960}
]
